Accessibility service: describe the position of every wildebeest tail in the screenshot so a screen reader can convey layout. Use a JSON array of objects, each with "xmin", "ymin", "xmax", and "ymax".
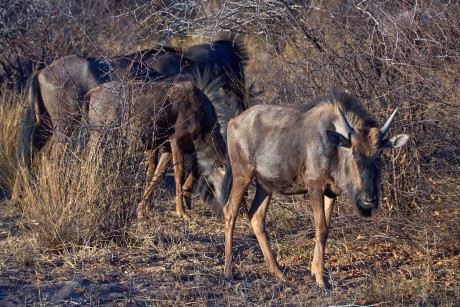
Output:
[
  {"xmin": 16, "ymin": 72, "xmax": 49, "ymax": 168},
  {"xmin": 216, "ymin": 32, "xmax": 249, "ymax": 72},
  {"xmin": 214, "ymin": 33, "xmax": 249, "ymax": 109},
  {"xmin": 220, "ymin": 158, "xmax": 232, "ymax": 208}
]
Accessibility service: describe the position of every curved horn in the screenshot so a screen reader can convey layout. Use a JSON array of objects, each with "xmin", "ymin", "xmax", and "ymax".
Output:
[
  {"xmin": 380, "ymin": 108, "xmax": 398, "ymax": 138},
  {"xmin": 338, "ymin": 108, "xmax": 354, "ymax": 137}
]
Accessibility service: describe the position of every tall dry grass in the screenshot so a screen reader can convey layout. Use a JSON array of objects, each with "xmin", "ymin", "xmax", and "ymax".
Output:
[
  {"xmin": 16, "ymin": 144, "xmax": 140, "ymax": 251},
  {"xmin": 0, "ymin": 86, "xmax": 25, "ymax": 196},
  {"xmin": 1, "ymin": 91, "xmax": 146, "ymax": 254}
]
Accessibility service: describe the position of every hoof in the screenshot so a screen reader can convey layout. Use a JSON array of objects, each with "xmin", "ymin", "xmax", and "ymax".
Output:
[
  {"xmin": 271, "ymin": 266, "xmax": 285, "ymax": 280},
  {"xmin": 136, "ymin": 202, "xmax": 147, "ymax": 220},
  {"xmin": 176, "ymin": 211, "xmax": 190, "ymax": 220},
  {"xmin": 312, "ymin": 272, "xmax": 331, "ymax": 289},
  {"xmin": 224, "ymin": 267, "xmax": 234, "ymax": 280},
  {"xmin": 276, "ymin": 271, "xmax": 285, "ymax": 280}
]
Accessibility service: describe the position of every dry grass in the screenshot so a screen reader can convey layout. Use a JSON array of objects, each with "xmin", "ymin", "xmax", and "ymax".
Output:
[
  {"xmin": 13, "ymin": 137, "xmax": 144, "ymax": 254},
  {"xmin": 0, "ymin": 86, "xmax": 25, "ymax": 197}
]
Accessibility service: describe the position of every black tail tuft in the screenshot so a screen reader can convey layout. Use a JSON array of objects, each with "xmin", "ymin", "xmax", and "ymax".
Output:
[
  {"xmin": 16, "ymin": 72, "xmax": 51, "ymax": 166},
  {"xmin": 16, "ymin": 73, "xmax": 44, "ymax": 169},
  {"xmin": 16, "ymin": 107, "xmax": 37, "ymax": 169},
  {"xmin": 220, "ymin": 159, "xmax": 233, "ymax": 207}
]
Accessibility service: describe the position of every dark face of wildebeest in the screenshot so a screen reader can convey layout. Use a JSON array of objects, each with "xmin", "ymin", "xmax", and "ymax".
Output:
[{"xmin": 327, "ymin": 108, "xmax": 409, "ymax": 217}]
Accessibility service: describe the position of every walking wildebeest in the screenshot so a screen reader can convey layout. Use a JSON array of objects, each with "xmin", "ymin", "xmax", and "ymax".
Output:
[
  {"xmin": 85, "ymin": 77, "xmax": 228, "ymax": 219},
  {"xmin": 14, "ymin": 35, "xmax": 248, "ymax": 213},
  {"xmin": 220, "ymin": 90, "xmax": 409, "ymax": 288}
]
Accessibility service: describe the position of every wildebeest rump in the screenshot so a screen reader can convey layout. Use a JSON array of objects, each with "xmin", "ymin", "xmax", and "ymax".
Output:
[
  {"xmin": 220, "ymin": 90, "xmax": 409, "ymax": 288},
  {"xmin": 86, "ymin": 79, "xmax": 228, "ymax": 218}
]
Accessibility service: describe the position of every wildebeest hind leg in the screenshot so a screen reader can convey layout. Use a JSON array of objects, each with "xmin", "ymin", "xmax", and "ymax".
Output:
[
  {"xmin": 248, "ymin": 184, "xmax": 282, "ymax": 278},
  {"xmin": 324, "ymin": 196, "xmax": 336, "ymax": 229}
]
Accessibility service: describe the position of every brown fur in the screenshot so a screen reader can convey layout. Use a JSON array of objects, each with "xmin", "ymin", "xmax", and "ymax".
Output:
[{"xmin": 86, "ymin": 80, "xmax": 227, "ymax": 219}]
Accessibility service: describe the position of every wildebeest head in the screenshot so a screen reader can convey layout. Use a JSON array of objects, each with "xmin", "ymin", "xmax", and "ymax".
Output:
[
  {"xmin": 326, "ymin": 108, "xmax": 409, "ymax": 217},
  {"xmin": 190, "ymin": 86, "xmax": 228, "ymax": 203}
]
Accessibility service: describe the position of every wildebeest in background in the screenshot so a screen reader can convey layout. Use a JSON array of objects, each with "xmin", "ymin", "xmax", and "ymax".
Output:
[
  {"xmin": 13, "ymin": 34, "xmax": 248, "ymax": 213},
  {"xmin": 12, "ymin": 46, "xmax": 181, "ymax": 199},
  {"xmin": 220, "ymin": 90, "xmax": 409, "ymax": 288},
  {"xmin": 86, "ymin": 77, "xmax": 228, "ymax": 219}
]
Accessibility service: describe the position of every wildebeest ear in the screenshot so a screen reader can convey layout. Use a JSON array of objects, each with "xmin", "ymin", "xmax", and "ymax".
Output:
[
  {"xmin": 326, "ymin": 130, "xmax": 351, "ymax": 148},
  {"xmin": 381, "ymin": 134, "xmax": 410, "ymax": 149}
]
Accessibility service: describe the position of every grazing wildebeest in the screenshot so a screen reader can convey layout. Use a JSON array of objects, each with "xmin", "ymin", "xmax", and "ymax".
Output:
[
  {"xmin": 140, "ymin": 36, "xmax": 249, "ymax": 209},
  {"xmin": 14, "ymin": 35, "xmax": 248, "ymax": 212},
  {"xmin": 220, "ymin": 90, "xmax": 409, "ymax": 288},
  {"xmin": 86, "ymin": 78, "xmax": 228, "ymax": 219}
]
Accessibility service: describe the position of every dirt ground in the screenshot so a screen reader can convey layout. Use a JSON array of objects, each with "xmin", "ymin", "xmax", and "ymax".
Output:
[{"xmin": 0, "ymin": 188, "xmax": 459, "ymax": 306}]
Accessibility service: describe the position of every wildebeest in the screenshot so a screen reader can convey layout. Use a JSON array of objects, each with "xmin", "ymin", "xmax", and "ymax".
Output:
[
  {"xmin": 86, "ymin": 77, "xmax": 228, "ymax": 219},
  {"xmin": 13, "ymin": 46, "xmax": 182, "ymax": 186},
  {"xmin": 220, "ymin": 90, "xmax": 409, "ymax": 288},
  {"xmin": 13, "ymin": 35, "xmax": 248, "ymax": 212},
  {"xmin": 140, "ymin": 37, "xmax": 248, "ymax": 209}
]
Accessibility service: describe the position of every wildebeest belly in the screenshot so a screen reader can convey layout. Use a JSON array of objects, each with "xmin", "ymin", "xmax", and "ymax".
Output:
[
  {"xmin": 253, "ymin": 165, "xmax": 308, "ymax": 195},
  {"xmin": 258, "ymin": 179, "xmax": 309, "ymax": 195}
]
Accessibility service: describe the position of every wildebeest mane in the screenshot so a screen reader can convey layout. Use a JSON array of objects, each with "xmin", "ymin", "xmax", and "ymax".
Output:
[{"xmin": 299, "ymin": 89, "xmax": 378, "ymax": 129}]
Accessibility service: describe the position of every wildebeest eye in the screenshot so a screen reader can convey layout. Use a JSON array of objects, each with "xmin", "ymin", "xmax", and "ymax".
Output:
[{"xmin": 214, "ymin": 161, "xmax": 226, "ymax": 170}]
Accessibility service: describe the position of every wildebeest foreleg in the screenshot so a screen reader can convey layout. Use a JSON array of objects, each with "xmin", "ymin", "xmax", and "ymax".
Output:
[
  {"xmin": 310, "ymin": 189, "xmax": 331, "ymax": 288},
  {"xmin": 171, "ymin": 139, "xmax": 188, "ymax": 219},
  {"xmin": 224, "ymin": 175, "xmax": 251, "ymax": 278},
  {"xmin": 249, "ymin": 184, "xmax": 283, "ymax": 277}
]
